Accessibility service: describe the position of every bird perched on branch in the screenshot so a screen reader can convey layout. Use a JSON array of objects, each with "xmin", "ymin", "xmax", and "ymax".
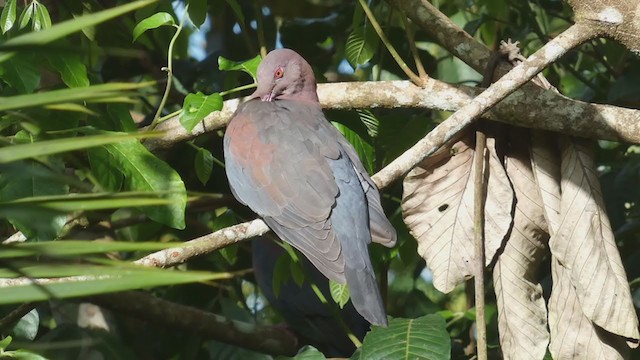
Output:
[{"xmin": 223, "ymin": 48, "xmax": 396, "ymax": 326}]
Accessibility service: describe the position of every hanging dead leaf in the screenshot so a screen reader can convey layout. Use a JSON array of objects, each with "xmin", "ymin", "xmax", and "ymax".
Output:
[
  {"xmin": 552, "ymin": 137, "xmax": 639, "ymax": 344},
  {"xmin": 402, "ymin": 131, "xmax": 514, "ymax": 293},
  {"xmin": 549, "ymin": 259, "xmax": 631, "ymax": 359},
  {"xmin": 531, "ymin": 130, "xmax": 562, "ymax": 235},
  {"xmin": 493, "ymin": 128, "xmax": 550, "ymax": 360}
]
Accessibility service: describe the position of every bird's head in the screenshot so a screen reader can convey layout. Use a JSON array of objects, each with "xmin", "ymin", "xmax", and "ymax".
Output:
[{"xmin": 251, "ymin": 48, "xmax": 319, "ymax": 103}]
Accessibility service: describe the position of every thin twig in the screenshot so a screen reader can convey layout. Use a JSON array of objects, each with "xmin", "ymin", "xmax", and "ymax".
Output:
[
  {"xmin": 148, "ymin": 9, "xmax": 187, "ymax": 130},
  {"xmin": 358, "ymin": 0, "xmax": 423, "ymax": 86},
  {"xmin": 0, "ymin": 303, "xmax": 37, "ymax": 330},
  {"xmin": 401, "ymin": 16, "xmax": 428, "ymax": 79}
]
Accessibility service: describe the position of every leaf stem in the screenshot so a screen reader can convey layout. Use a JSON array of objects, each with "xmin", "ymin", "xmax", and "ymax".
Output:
[
  {"xmin": 148, "ymin": 9, "xmax": 187, "ymax": 130},
  {"xmin": 473, "ymin": 127, "xmax": 487, "ymax": 360},
  {"xmin": 401, "ymin": 16, "xmax": 428, "ymax": 79},
  {"xmin": 219, "ymin": 82, "xmax": 257, "ymax": 97},
  {"xmin": 357, "ymin": 0, "xmax": 423, "ymax": 86}
]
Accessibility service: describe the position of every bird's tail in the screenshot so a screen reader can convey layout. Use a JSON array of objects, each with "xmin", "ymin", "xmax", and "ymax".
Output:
[{"xmin": 345, "ymin": 263, "xmax": 388, "ymax": 327}]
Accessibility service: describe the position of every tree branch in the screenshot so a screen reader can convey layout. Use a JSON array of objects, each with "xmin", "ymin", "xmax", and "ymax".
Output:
[
  {"xmin": 89, "ymin": 291, "xmax": 298, "ymax": 356},
  {"xmin": 145, "ymin": 79, "xmax": 640, "ymax": 152}
]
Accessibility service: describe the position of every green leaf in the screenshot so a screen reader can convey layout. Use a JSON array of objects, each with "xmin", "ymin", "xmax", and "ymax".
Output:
[
  {"xmin": 357, "ymin": 109, "xmax": 379, "ymax": 137},
  {"xmin": 1, "ymin": 53, "xmax": 41, "ymax": 93},
  {"xmin": 0, "ymin": 240, "xmax": 180, "ymax": 259},
  {"xmin": 218, "ymin": 55, "xmax": 261, "ymax": 82},
  {"xmin": 0, "ymin": 336, "xmax": 12, "ymax": 349},
  {"xmin": 357, "ymin": 315, "xmax": 451, "ymax": 360},
  {"xmin": 11, "ymin": 309, "xmax": 39, "ymax": 341},
  {"xmin": 329, "ymin": 280, "xmax": 350, "ymax": 309},
  {"xmin": 88, "ymin": 146, "xmax": 124, "ymax": 191},
  {"xmin": 188, "ymin": 0, "xmax": 207, "ymax": 28},
  {"xmin": 179, "ymin": 92, "xmax": 223, "ymax": 132},
  {"xmin": 47, "ymin": 52, "xmax": 90, "ymax": 88},
  {"xmin": 224, "ymin": 0, "xmax": 245, "ymax": 25},
  {"xmin": 18, "ymin": 2, "xmax": 34, "ymax": 30},
  {"xmin": 276, "ymin": 346, "xmax": 326, "ymax": 360},
  {"xmin": 32, "ymin": 2, "xmax": 51, "ymax": 31},
  {"xmin": 132, "ymin": 12, "xmax": 175, "ymax": 42},
  {"xmin": 2, "ymin": 192, "xmax": 173, "ymax": 212},
  {"xmin": 345, "ymin": 25, "xmax": 378, "ymax": 68},
  {"xmin": 3, "ymin": 349, "xmax": 47, "ymax": 360},
  {"xmin": 0, "ymin": 132, "xmax": 158, "ymax": 163},
  {"xmin": 332, "ymin": 122, "xmax": 375, "ymax": 174},
  {"xmin": 98, "ymin": 138, "xmax": 187, "ymax": 229},
  {"xmin": 0, "ymin": 265, "xmax": 228, "ymax": 305},
  {"xmin": 0, "ymin": 0, "xmax": 17, "ymax": 33},
  {"xmin": 0, "ymin": 81, "xmax": 153, "ymax": 112},
  {"xmin": 0, "ymin": 160, "xmax": 68, "ymax": 241},
  {"xmin": 195, "ymin": 147, "xmax": 213, "ymax": 185},
  {"xmin": 290, "ymin": 260, "xmax": 304, "ymax": 287},
  {"xmin": 0, "ymin": 0, "xmax": 157, "ymax": 61}
]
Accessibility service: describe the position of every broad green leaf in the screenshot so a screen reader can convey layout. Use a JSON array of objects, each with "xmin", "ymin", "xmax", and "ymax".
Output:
[
  {"xmin": 356, "ymin": 315, "xmax": 451, "ymax": 360},
  {"xmin": 329, "ymin": 280, "xmax": 350, "ymax": 309},
  {"xmin": 0, "ymin": 53, "xmax": 40, "ymax": 93},
  {"xmin": 188, "ymin": 0, "xmax": 207, "ymax": 28},
  {"xmin": 345, "ymin": 25, "xmax": 378, "ymax": 68},
  {"xmin": 47, "ymin": 52, "xmax": 90, "ymax": 88},
  {"xmin": 99, "ymin": 138, "xmax": 187, "ymax": 229},
  {"xmin": 218, "ymin": 55, "xmax": 261, "ymax": 81},
  {"xmin": 18, "ymin": 2, "xmax": 34, "ymax": 30},
  {"xmin": 11, "ymin": 309, "xmax": 39, "ymax": 341},
  {"xmin": 195, "ymin": 147, "xmax": 213, "ymax": 185},
  {"xmin": 0, "ymin": 240, "xmax": 179, "ymax": 259},
  {"xmin": 224, "ymin": 0, "xmax": 245, "ymax": 25},
  {"xmin": 0, "ymin": 0, "xmax": 17, "ymax": 33},
  {"xmin": 332, "ymin": 122, "xmax": 375, "ymax": 174},
  {"xmin": 0, "ymin": 0, "xmax": 157, "ymax": 61},
  {"xmin": 0, "ymin": 160, "xmax": 68, "ymax": 241},
  {"xmin": 88, "ymin": 146, "xmax": 124, "ymax": 191},
  {"xmin": 179, "ymin": 92, "xmax": 223, "ymax": 132},
  {"xmin": 0, "ymin": 132, "xmax": 158, "ymax": 163},
  {"xmin": 0, "ymin": 265, "xmax": 228, "ymax": 305},
  {"xmin": 132, "ymin": 12, "xmax": 175, "ymax": 42},
  {"xmin": 32, "ymin": 2, "xmax": 51, "ymax": 31},
  {"xmin": 0, "ymin": 81, "xmax": 153, "ymax": 112},
  {"xmin": 276, "ymin": 346, "xmax": 325, "ymax": 360}
]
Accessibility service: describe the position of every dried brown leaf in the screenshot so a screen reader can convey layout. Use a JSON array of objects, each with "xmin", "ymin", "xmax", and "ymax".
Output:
[
  {"xmin": 402, "ymin": 131, "xmax": 514, "ymax": 293},
  {"xmin": 549, "ymin": 258, "xmax": 631, "ymax": 359},
  {"xmin": 493, "ymin": 129, "xmax": 549, "ymax": 360},
  {"xmin": 531, "ymin": 130, "xmax": 562, "ymax": 235},
  {"xmin": 552, "ymin": 138, "xmax": 639, "ymax": 343}
]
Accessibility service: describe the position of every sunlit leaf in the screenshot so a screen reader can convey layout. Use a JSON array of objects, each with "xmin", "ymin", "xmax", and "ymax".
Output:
[
  {"xmin": 0, "ymin": 81, "xmax": 153, "ymax": 112},
  {"xmin": 18, "ymin": 2, "xmax": 34, "ymax": 30},
  {"xmin": 97, "ymin": 138, "xmax": 187, "ymax": 229},
  {"xmin": 0, "ymin": 240, "xmax": 180, "ymax": 259},
  {"xmin": 0, "ymin": 0, "xmax": 17, "ymax": 34},
  {"xmin": 32, "ymin": 2, "xmax": 51, "ymax": 31},
  {"xmin": 218, "ymin": 55, "xmax": 261, "ymax": 81},
  {"xmin": 11, "ymin": 309, "xmax": 39, "ymax": 341},
  {"xmin": 0, "ymin": 265, "xmax": 228, "ymax": 305},
  {"xmin": 345, "ymin": 25, "xmax": 378, "ymax": 68},
  {"xmin": 329, "ymin": 280, "xmax": 350, "ymax": 309},
  {"xmin": 179, "ymin": 92, "xmax": 223, "ymax": 132},
  {"xmin": 0, "ymin": 132, "xmax": 158, "ymax": 163},
  {"xmin": 356, "ymin": 315, "xmax": 450, "ymax": 359},
  {"xmin": 132, "ymin": 12, "xmax": 175, "ymax": 42}
]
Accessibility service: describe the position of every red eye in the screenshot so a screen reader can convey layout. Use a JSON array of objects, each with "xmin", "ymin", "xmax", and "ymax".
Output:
[{"xmin": 274, "ymin": 68, "xmax": 284, "ymax": 79}]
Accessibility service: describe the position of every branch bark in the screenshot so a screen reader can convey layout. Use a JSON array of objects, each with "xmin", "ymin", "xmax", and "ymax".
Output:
[{"xmin": 89, "ymin": 291, "xmax": 298, "ymax": 356}]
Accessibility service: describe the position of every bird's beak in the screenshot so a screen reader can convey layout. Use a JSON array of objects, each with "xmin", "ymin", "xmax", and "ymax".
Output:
[{"xmin": 250, "ymin": 84, "xmax": 275, "ymax": 102}]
